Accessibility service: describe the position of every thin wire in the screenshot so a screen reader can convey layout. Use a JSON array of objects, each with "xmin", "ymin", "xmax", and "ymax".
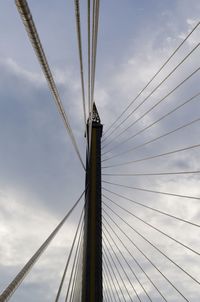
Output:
[
  {"xmin": 70, "ymin": 234, "xmax": 83, "ymax": 302},
  {"xmin": 102, "ymin": 117, "xmax": 200, "ymax": 162},
  {"xmin": 102, "ymin": 208, "xmax": 190, "ymax": 302},
  {"xmin": 103, "ymin": 266, "xmax": 114, "ymax": 302},
  {"xmin": 102, "ymin": 170, "xmax": 200, "ymax": 177},
  {"xmin": 103, "ymin": 200, "xmax": 200, "ymax": 286},
  {"xmin": 102, "ymin": 66, "xmax": 200, "ymax": 150},
  {"xmin": 102, "ymin": 92, "xmax": 200, "ymax": 156},
  {"xmin": 103, "ymin": 230, "xmax": 141, "ymax": 302},
  {"xmin": 103, "ymin": 224, "xmax": 153, "ymax": 302},
  {"xmin": 103, "ymin": 21, "xmax": 200, "ymax": 137},
  {"xmin": 103, "ymin": 251, "xmax": 123, "ymax": 302},
  {"xmin": 65, "ymin": 222, "xmax": 83, "ymax": 302},
  {"xmin": 103, "ymin": 192, "xmax": 200, "ymax": 247},
  {"xmin": 102, "ymin": 143, "xmax": 200, "ymax": 169},
  {"xmin": 55, "ymin": 208, "xmax": 84, "ymax": 302},
  {"xmin": 103, "ymin": 180, "xmax": 200, "ymax": 201},
  {"xmin": 0, "ymin": 190, "xmax": 84, "ymax": 302},
  {"xmin": 103, "ymin": 41, "xmax": 200, "ymax": 142},
  {"xmin": 103, "ymin": 258, "xmax": 121, "ymax": 302},
  {"xmin": 15, "ymin": 0, "xmax": 85, "ymax": 170},
  {"xmin": 103, "ymin": 187, "xmax": 200, "ymax": 228},
  {"xmin": 103, "ymin": 216, "xmax": 168, "ymax": 302},
  {"xmin": 103, "ymin": 247, "xmax": 127, "ymax": 302}
]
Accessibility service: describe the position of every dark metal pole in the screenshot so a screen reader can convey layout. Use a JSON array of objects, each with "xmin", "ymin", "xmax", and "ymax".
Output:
[{"xmin": 82, "ymin": 104, "xmax": 103, "ymax": 302}]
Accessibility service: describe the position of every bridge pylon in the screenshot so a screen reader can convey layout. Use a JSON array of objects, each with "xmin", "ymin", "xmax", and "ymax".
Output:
[{"xmin": 82, "ymin": 103, "xmax": 103, "ymax": 302}]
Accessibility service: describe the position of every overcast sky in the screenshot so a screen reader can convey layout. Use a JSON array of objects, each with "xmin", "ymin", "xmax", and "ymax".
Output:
[{"xmin": 0, "ymin": 1, "xmax": 200, "ymax": 301}]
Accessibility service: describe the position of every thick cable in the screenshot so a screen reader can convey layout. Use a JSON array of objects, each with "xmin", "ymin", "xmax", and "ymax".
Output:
[
  {"xmin": 103, "ymin": 224, "xmax": 152, "ymax": 302},
  {"xmin": 0, "ymin": 191, "xmax": 84, "ymax": 302},
  {"xmin": 103, "ymin": 21, "xmax": 200, "ymax": 137},
  {"xmin": 65, "ymin": 222, "xmax": 83, "ymax": 302},
  {"xmin": 103, "ymin": 247, "xmax": 127, "ymax": 302},
  {"xmin": 15, "ymin": 0, "xmax": 85, "ymax": 170},
  {"xmin": 103, "ymin": 180, "xmax": 200, "ymax": 201},
  {"xmin": 103, "ymin": 143, "xmax": 200, "ymax": 169},
  {"xmin": 102, "ymin": 117, "xmax": 200, "ymax": 162},
  {"xmin": 102, "ymin": 92, "xmax": 200, "ymax": 156},
  {"xmin": 102, "ymin": 170, "xmax": 200, "ymax": 177},
  {"xmin": 103, "ymin": 188, "xmax": 200, "ymax": 229},
  {"xmin": 103, "ymin": 231, "xmax": 141, "ymax": 302},
  {"xmin": 54, "ymin": 208, "xmax": 84, "ymax": 302},
  {"xmin": 103, "ymin": 194, "xmax": 200, "ymax": 256},
  {"xmin": 102, "ymin": 66, "xmax": 200, "ymax": 150},
  {"xmin": 74, "ymin": 0, "xmax": 87, "ymax": 127},
  {"xmin": 103, "ymin": 216, "xmax": 168, "ymax": 302},
  {"xmin": 88, "ymin": 0, "xmax": 91, "ymax": 115},
  {"xmin": 103, "ymin": 41, "xmax": 200, "ymax": 142},
  {"xmin": 103, "ymin": 200, "xmax": 200, "ymax": 287},
  {"xmin": 102, "ymin": 208, "xmax": 190, "ymax": 302}
]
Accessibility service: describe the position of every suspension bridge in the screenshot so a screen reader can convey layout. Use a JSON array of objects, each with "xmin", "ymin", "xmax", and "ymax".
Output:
[{"xmin": 0, "ymin": 0, "xmax": 200, "ymax": 301}]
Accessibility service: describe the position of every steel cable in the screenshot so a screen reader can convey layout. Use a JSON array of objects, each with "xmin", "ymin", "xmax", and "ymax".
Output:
[
  {"xmin": 103, "ymin": 216, "xmax": 168, "ymax": 302},
  {"xmin": 103, "ymin": 180, "xmax": 200, "ymax": 201},
  {"xmin": 103, "ymin": 200, "xmax": 200, "ymax": 286},
  {"xmin": 102, "ymin": 66, "xmax": 200, "ymax": 150},
  {"xmin": 103, "ymin": 230, "xmax": 142, "ymax": 302},
  {"xmin": 102, "ymin": 208, "xmax": 190, "ymax": 302},
  {"xmin": 0, "ymin": 190, "xmax": 84, "ymax": 302},
  {"xmin": 55, "ymin": 208, "xmax": 84, "ymax": 302},
  {"xmin": 102, "ymin": 117, "xmax": 200, "ymax": 162},
  {"xmin": 102, "ymin": 92, "xmax": 200, "ymax": 156},
  {"xmin": 103, "ymin": 193, "xmax": 200, "ymax": 256},
  {"xmin": 103, "ymin": 188, "xmax": 200, "ymax": 228},
  {"xmin": 74, "ymin": 0, "xmax": 87, "ymax": 127},
  {"xmin": 102, "ymin": 143, "xmax": 200, "ymax": 169},
  {"xmin": 15, "ymin": 0, "xmax": 85, "ymax": 170},
  {"xmin": 103, "ymin": 21, "xmax": 200, "ymax": 137}
]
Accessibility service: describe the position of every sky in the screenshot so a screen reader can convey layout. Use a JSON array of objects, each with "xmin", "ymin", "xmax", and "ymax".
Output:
[{"xmin": 0, "ymin": 0, "xmax": 200, "ymax": 301}]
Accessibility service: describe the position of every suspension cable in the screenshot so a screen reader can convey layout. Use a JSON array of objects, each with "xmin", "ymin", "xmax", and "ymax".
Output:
[
  {"xmin": 103, "ymin": 247, "xmax": 127, "ymax": 302},
  {"xmin": 65, "ymin": 221, "xmax": 84, "ymax": 302},
  {"xmin": 88, "ymin": 0, "xmax": 91, "ymax": 116},
  {"xmin": 0, "ymin": 190, "xmax": 84, "ymax": 302},
  {"xmin": 103, "ymin": 257, "xmax": 121, "ymax": 302},
  {"xmin": 15, "ymin": 0, "xmax": 85, "ymax": 170},
  {"xmin": 103, "ymin": 216, "xmax": 168, "ymax": 302},
  {"xmin": 103, "ymin": 21, "xmax": 200, "ymax": 137},
  {"xmin": 102, "ymin": 92, "xmax": 200, "ymax": 156},
  {"xmin": 103, "ymin": 180, "xmax": 200, "ymax": 201},
  {"xmin": 102, "ymin": 117, "xmax": 200, "ymax": 162},
  {"xmin": 103, "ymin": 230, "xmax": 142, "ymax": 302},
  {"xmin": 102, "ymin": 66, "xmax": 200, "ymax": 150},
  {"xmin": 103, "ymin": 270, "xmax": 115, "ymax": 302},
  {"xmin": 103, "ymin": 251, "xmax": 123, "ymax": 302},
  {"xmin": 102, "ymin": 143, "xmax": 200, "ymax": 169},
  {"xmin": 102, "ymin": 208, "xmax": 190, "ymax": 302},
  {"xmin": 103, "ymin": 194, "xmax": 200, "ymax": 256},
  {"xmin": 102, "ymin": 170, "xmax": 200, "ymax": 177},
  {"xmin": 74, "ymin": 0, "xmax": 87, "ymax": 127},
  {"xmin": 103, "ymin": 224, "xmax": 153, "ymax": 302},
  {"xmin": 103, "ymin": 188, "xmax": 200, "ymax": 228},
  {"xmin": 103, "ymin": 200, "xmax": 200, "ymax": 286},
  {"xmin": 54, "ymin": 208, "xmax": 84, "ymax": 302}
]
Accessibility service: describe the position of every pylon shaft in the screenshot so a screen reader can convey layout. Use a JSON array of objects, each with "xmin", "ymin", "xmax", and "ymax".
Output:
[{"xmin": 82, "ymin": 106, "xmax": 103, "ymax": 302}]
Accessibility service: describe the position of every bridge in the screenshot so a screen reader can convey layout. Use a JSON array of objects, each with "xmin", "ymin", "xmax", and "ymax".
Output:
[{"xmin": 0, "ymin": 0, "xmax": 200, "ymax": 301}]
